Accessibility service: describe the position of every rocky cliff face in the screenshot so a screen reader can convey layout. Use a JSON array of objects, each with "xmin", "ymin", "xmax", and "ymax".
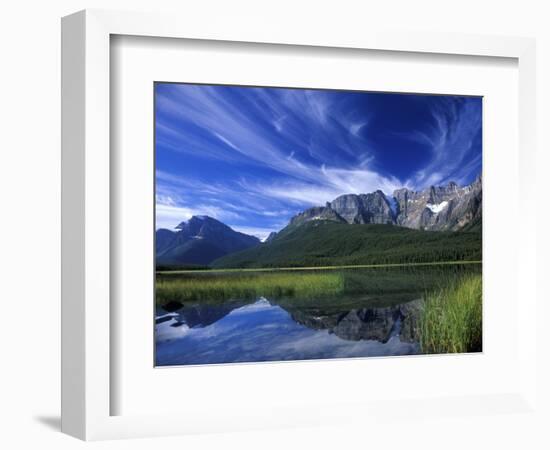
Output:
[
  {"xmin": 327, "ymin": 190, "xmax": 395, "ymax": 225},
  {"xmin": 286, "ymin": 176, "xmax": 481, "ymax": 232}
]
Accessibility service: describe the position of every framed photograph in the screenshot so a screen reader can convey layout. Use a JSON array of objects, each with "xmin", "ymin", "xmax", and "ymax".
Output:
[
  {"xmin": 62, "ymin": 9, "xmax": 538, "ymax": 440},
  {"xmin": 153, "ymin": 83, "xmax": 483, "ymax": 367}
]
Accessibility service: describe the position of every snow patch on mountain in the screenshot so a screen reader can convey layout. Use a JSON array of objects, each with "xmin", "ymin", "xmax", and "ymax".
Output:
[{"xmin": 426, "ymin": 201, "xmax": 448, "ymax": 214}]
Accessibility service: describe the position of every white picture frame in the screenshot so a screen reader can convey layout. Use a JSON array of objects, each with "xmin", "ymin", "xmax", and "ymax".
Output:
[{"xmin": 61, "ymin": 9, "xmax": 538, "ymax": 441}]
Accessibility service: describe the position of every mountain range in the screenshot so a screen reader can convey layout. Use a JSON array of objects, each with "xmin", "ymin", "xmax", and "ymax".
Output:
[
  {"xmin": 156, "ymin": 176, "xmax": 482, "ymax": 267},
  {"xmin": 282, "ymin": 175, "xmax": 482, "ymax": 234}
]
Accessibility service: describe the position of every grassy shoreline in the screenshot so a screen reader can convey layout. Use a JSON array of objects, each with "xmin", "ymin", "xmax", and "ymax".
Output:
[
  {"xmin": 157, "ymin": 260, "xmax": 482, "ymax": 275},
  {"xmin": 156, "ymin": 263, "xmax": 483, "ymax": 355},
  {"xmin": 155, "ymin": 262, "xmax": 481, "ymax": 307},
  {"xmin": 156, "ymin": 271, "xmax": 345, "ymax": 305}
]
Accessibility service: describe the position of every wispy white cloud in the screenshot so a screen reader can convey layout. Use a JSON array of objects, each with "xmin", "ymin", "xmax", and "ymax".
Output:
[
  {"xmin": 155, "ymin": 85, "xmax": 482, "ymax": 237},
  {"xmin": 239, "ymin": 163, "xmax": 404, "ymax": 208},
  {"xmin": 155, "ymin": 198, "xmax": 242, "ymax": 230},
  {"xmin": 405, "ymin": 98, "xmax": 482, "ymax": 189},
  {"xmin": 155, "ymin": 203, "xmax": 194, "ymax": 230},
  {"xmin": 156, "ymin": 85, "xmax": 409, "ymax": 230},
  {"xmin": 349, "ymin": 120, "xmax": 369, "ymax": 137},
  {"xmin": 156, "ymin": 85, "xmax": 381, "ymax": 184},
  {"xmin": 212, "ymin": 131, "xmax": 241, "ymax": 151}
]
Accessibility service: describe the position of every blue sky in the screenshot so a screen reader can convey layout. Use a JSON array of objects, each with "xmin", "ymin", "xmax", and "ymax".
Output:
[{"xmin": 155, "ymin": 83, "xmax": 482, "ymax": 240}]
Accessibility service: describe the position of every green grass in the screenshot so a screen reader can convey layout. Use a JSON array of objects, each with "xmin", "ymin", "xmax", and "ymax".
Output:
[
  {"xmin": 420, "ymin": 274, "xmax": 482, "ymax": 354},
  {"xmin": 156, "ymin": 264, "xmax": 481, "ymax": 306},
  {"xmin": 211, "ymin": 222, "xmax": 482, "ymax": 269},
  {"xmin": 155, "ymin": 271, "xmax": 345, "ymax": 306}
]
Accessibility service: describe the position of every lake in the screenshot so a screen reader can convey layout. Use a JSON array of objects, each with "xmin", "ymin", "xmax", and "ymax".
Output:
[{"xmin": 155, "ymin": 264, "xmax": 481, "ymax": 366}]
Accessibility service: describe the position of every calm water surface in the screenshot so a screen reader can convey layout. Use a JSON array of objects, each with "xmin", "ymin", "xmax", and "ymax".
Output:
[
  {"xmin": 155, "ymin": 266, "xmax": 481, "ymax": 366},
  {"xmin": 155, "ymin": 296, "xmax": 421, "ymax": 365}
]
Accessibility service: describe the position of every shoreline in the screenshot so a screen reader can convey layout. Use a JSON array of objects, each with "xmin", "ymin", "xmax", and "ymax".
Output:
[{"xmin": 157, "ymin": 260, "xmax": 482, "ymax": 275}]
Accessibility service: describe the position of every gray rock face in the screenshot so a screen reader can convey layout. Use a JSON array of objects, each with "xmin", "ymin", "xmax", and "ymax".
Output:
[
  {"xmin": 328, "ymin": 190, "xmax": 394, "ymax": 225},
  {"xmin": 327, "ymin": 195, "xmax": 364, "ymax": 223},
  {"xmin": 285, "ymin": 176, "xmax": 482, "ymax": 232}
]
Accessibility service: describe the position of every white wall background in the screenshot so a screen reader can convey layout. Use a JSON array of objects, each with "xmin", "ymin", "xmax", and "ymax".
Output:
[{"xmin": 0, "ymin": 1, "xmax": 548, "ymax": 449}]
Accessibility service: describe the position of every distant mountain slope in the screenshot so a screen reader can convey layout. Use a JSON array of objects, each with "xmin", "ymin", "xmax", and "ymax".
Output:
[
  {"xmin": 156, "ymin": 216, "xmax": 260, "ymax": 267},
  {"xmin": 211, "ymin": 221, "xmax": 482, "ymax": 269}
]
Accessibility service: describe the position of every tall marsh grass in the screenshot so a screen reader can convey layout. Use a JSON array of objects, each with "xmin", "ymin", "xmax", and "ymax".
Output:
[
  {"xmin": 156, "ymin": 272, "xmax": 345, "ymax": 306},
  {"xmin": 420, "ymin": 274, "xmax": 482, "ymax": 354}
]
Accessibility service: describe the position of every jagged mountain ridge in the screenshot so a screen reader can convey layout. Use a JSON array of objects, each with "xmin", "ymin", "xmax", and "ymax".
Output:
[
  {"xmin": 286, "ymin": 175, "xmax": 481, "ymax": 232},
  {"xmin": 157, "ymin": 178, "xmax": 481, "ymax": 268}
]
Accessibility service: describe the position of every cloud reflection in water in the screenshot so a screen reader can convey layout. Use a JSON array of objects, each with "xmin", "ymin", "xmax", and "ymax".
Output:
[{"xmin": 155, "ymin": 298, "xmax": 419, "ymax": 366}]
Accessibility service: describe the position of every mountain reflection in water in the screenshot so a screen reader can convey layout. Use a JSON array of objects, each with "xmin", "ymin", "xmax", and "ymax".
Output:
[{"xmin": 155, "ymin": 296, "xmax": 422, "ymax": 366}]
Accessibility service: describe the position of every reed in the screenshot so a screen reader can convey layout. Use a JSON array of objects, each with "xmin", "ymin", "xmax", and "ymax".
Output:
[{"xmin": 420, "ymin": 274, "xmax": 482, "ymax": 354}]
